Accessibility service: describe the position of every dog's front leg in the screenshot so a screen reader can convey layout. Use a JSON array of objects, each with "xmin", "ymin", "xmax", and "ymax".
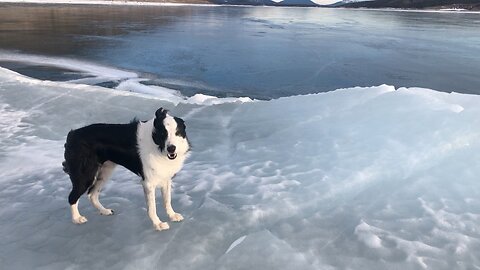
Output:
[
  {"xmin": 143, "ymin": 182, "xmax": 169, "ymax": 231},
  {"xmin": 161, "ymin": 179, "xmax": 184, "ymax": 222}
]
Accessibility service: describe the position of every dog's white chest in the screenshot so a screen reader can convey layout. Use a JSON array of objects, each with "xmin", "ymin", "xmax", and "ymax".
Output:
[
  {"xmin": 136, "ymin": 118, "xmax": 189, "ymax": 187},
  {"xmin": 143, "ymin": 155, "xmax": 184, "ymax": 185}
]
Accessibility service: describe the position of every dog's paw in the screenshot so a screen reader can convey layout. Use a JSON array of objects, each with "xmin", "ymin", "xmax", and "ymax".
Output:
[
  {"xmin": 100, "ymin": 209, "xmax": 114, "ymax": 216},
  {"xmin": 169, "ymin": 213, "xmax": 184, "ymax": 222},
  {"xmin": 153, "ymin": 222, "xmax": 170, "ymax": 231},
  {"xmin": 72, "ymin": 216, "xmax": 88, "ymax": 224}
]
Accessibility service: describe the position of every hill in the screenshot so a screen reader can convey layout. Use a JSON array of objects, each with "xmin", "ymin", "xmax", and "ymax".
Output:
[
  {"xmin": 210, "ymin": 0, "xmax": 278, "ymax": 5},
  {"xmin": 276, "ymin": 0, "xmax": 319, "ymax": 6}
]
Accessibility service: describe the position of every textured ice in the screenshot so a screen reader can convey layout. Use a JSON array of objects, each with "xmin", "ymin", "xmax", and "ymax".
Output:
[
  {"xmin": 0, "ymin": 51, "xmax": 138, "ymax": 81},
  {"xmin": 0, "ymin": 52, "xmax": 252, "ymax": 106},
  {"xmin": 1, "ymin": 66, "xmax": 480, "ymax": 270}
]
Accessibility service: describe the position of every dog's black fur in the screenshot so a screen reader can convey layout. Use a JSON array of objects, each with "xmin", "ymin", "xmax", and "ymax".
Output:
[{"xmin": 63, "ymin": 120, "xmax": 145, "ymax": 205}]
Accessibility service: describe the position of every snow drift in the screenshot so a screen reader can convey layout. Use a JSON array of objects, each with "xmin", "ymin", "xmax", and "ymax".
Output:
[{"xmin": 0, "ymin": 66, "xmax": 479, "ymax": 270}]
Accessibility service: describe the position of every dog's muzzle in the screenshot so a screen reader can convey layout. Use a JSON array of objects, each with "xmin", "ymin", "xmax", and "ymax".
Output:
[{"xmin": 167, "ymin": 145, "xmax": 177, "ymax": 160}]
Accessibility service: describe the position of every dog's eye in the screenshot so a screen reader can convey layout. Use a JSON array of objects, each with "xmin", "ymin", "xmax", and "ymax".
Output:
[
  {"xmin": 152, "ymin": 127, "xmax": 167, "ymax": 151},
  {"xmin": 174, "ymin": 117, "xmax": 186, "ymax": 138},
  {"xmin": 175, "ymin": 127, "xmax": 186, "ymax": 138}
]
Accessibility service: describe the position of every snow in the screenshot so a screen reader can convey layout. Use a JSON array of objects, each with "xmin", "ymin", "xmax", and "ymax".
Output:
[
  {"xmin": 1, "ymin": 65, "xmax": 480, "ymax": 270},
  {"xmin": 439, "ymin": 8, "xmax": 468, "ymax": 11}
]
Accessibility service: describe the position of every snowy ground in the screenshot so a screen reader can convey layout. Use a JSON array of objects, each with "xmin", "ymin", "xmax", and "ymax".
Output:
[{"xmin": 1, "ymin": 65, "xmax": 480, "ymax": 270}]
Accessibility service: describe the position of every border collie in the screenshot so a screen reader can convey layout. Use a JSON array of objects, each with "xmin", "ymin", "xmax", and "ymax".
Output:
[{"xmin": 62, "ymin": 108, "xmax": 190, "ymax": 231}]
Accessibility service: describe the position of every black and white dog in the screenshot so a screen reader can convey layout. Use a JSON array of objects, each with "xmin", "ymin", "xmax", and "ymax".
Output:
[{"xmin": 63, "ymin": 108, "xmax": 190, "ymax": 231}]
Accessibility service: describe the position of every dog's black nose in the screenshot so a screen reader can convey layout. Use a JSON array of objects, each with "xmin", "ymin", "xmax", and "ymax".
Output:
[{"xmin": 167, "ymin": 145, "xmax": 176, "ymax": 154}]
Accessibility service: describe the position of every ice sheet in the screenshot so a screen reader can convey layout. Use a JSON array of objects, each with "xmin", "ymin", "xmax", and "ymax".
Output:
[
  {"xmin": 0, "ymin": 51, "xmax": 138, "ymax": 80},
  {"xmin": 0, "ymin": 52, "xmax": 253, "ymax": 106},
  {"xmin": 0, "ymin": 67, "xmax": 480, "ymax": 270}
]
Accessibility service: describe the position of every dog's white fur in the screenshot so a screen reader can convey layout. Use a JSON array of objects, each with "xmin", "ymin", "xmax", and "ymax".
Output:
[{"xmin": 137, "ymin": 116, "xmax": 190, "ymax": 230}]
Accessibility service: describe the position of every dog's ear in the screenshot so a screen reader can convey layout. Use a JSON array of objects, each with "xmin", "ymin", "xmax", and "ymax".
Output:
[
  {"xmin": 155, "ymin": 107, "xmax": 168, "ymax": 118},
  {"xmin": 154, "ymin": 108, "xmax": 167, "ymax": 130}
]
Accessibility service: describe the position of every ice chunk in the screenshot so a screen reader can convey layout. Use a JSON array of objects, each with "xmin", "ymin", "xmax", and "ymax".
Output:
[
  {"xmin": 115, "ymin": 78, "xmax": 185, "ymax": 104},
  {"xmin": 186, "ymin": 94, "xmax": 253, "ymax": 105},
  {"xmin": 355, "ymin": 221, "xmax": 383, "ymax": 249}
]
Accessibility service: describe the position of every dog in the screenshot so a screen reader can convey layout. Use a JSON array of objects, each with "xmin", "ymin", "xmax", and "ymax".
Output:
[{"xmin": 62, "ymin": 108, "xmax": 190, "ymax": 231}]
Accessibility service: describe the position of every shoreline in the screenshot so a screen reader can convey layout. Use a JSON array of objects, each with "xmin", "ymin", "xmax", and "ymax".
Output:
[
  {"xmin": 0, "ymin": 0, "xmax": 222, "ymax": 7},
  {"xmin": 1, "ymin": 0, "xmax": 480, "ymax": 13},
  {"xmin": 335, "ymin": 6, "xmax": 480, "ymax": 14}
]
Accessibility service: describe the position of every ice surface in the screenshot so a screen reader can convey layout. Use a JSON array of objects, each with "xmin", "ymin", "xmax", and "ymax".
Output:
[
  {"xmin": 0, "ymin": 51, "xmax": 138, "ymax": 81},
  {"xmin": 1, "ymin": 66, "xmax": 480, "ymax": 270},
  {"xmin": 0, "ymin": 52, "xmax": 252, "ymax": 106}
]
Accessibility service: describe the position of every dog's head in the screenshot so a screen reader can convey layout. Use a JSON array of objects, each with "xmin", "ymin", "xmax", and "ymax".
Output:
[{"xmin": 152, "ymin": 108, "xmax": 190, "ymax": 160}]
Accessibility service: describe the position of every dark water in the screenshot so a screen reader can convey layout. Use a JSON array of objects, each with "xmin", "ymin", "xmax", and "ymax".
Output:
[{"xmin": 1, "ymin": 3, "xmax": 480, "ymax": 99}]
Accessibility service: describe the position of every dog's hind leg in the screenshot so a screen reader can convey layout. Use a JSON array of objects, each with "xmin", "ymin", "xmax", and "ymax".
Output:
[
  {"xmin": 67, "ymin": 158, "xmax": 98, "ymax": 224},
  {"xmin": 69, "ymin": 181, "xmax": 90, "ymax": 224},
  {"xmin": 88, "ymin": 161, "xmax": 116, "ymax": 216},
  {"xmin": 70, "ymin": 200, "xmax": 87, "ymax": 224}
]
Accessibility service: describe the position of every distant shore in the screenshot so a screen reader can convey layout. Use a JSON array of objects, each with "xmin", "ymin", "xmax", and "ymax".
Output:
[
  {"xmin": 0, "ymin": 0, "xmax": 218, "ymax": 6},
  {"xmin": 1, "ymin": 0, "xmax": 480, "ymax": 12},
  {"xmin": 340, "ymin": 0, "xmax": 480, "ymax": 11},
  {"xmin": 338, "ymin": 7, "xmax": 480, "ymax": 14}
]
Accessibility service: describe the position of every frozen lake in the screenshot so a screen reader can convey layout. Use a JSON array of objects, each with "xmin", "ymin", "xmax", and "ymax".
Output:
[
  {"xmin": 0, "ymin": 4, "xmax": 480, "ymax": 99},
  {"xmin": 1, "ymin": 3, "xmax": 480, "ymax": 270}
]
